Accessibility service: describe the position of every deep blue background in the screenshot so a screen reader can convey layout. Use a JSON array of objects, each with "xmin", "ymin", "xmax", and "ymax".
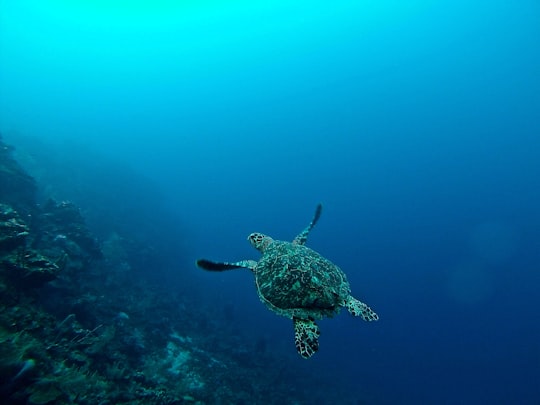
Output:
[{"xmin": 1, "ymin": 1, "xmax": 539, "ymax": 403}]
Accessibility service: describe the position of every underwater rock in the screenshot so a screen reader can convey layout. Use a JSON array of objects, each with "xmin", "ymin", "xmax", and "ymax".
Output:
[
  {"xmin": 0, "ymin": 134, "xmax": 37, "ymax": 213},
  {"xmin": 41, "ymin": 199, "xmax": 84, "ymax": 225},
  {"xmin": 37, "ymin": 199, "xmax": 102, "ymax": 261},
  {"xmin": 121, "ymin": 327, "xmax": 146, "ymax": 356},
  {"xmin": 0, "ymin": 203, "xmax": 30, "ymax": 250},
  {"xmin": 28, "ymin": 383, "xmax": 63, "ymax": 405},
  {"xmin": 1, "ymin": 249, "xmax": 61, "ymax": 288}
]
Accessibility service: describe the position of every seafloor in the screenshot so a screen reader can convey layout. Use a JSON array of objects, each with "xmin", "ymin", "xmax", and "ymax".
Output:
[{"xmin": 0, "ymin": 134, "xmax": 362, "ymax": 405}]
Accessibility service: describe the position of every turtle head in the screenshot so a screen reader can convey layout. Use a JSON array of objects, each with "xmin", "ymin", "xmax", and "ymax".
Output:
[{"xmin": 248, "ymin": 233, "xmax": 273, "ymax": 252}]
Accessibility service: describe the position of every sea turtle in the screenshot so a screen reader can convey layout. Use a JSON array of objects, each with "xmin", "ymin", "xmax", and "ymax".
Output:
[{"xmin": 197, "ymin": 204, "xmax": 378, "ymax": 359}]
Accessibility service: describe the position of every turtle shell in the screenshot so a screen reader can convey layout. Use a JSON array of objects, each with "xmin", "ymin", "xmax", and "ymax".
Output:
[{"xmin": 254, "ymin": 240, "xmax": 351, "ymax": 320}]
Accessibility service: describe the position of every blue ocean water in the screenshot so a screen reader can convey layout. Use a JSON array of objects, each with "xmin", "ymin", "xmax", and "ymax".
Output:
[{"xmin": 1, "ymin": 0, "xmax": 539, "ymax": 403}]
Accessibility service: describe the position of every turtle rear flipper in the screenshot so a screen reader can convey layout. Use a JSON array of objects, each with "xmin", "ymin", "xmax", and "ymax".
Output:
[
  {"xmin": 294, "ymin": 318, "xmax": 320, "ymax": 359},
  {"xmin": 197, "ymin": 259, "xmax": 256, "ymax": 272},
  {"xmin": 345, "ymin": 297, "xmax": 379, "ymax": 321}
]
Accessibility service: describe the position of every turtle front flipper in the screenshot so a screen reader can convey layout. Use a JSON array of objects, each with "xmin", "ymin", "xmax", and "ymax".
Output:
[
  {"xmin": 197, "ymin": 259, "xmax": 257, "ymax": 272},
  {"xmin": 292, "ymin": 204, "xmax": 323, "ymax": 246},
  {"xmin": 293, "ymin": 317, "xmax": 320, "ymax": 359},
  {"xmin": 345, "ymin": 296, "xmax": 379, "ymax": 321}
]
